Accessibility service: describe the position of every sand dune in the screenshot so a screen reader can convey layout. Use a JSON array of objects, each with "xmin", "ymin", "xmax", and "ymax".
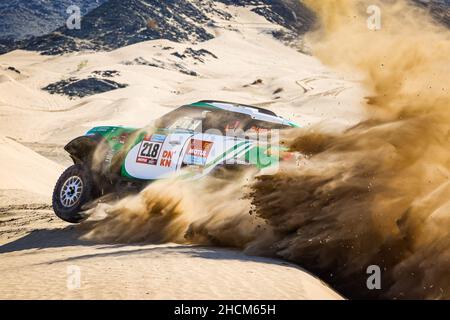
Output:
[
  {"xmin": 0, "ymin": 229, "xmax": 341, "ymax": 300},
  {"xmin": 0, "ymin": 136, "xmax": 63, "ymax": 195}
]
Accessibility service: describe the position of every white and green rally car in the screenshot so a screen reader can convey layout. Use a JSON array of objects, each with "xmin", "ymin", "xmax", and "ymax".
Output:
[{"xmin": 52, "ymin": 100, "xmax": 299, "ymax": 223}]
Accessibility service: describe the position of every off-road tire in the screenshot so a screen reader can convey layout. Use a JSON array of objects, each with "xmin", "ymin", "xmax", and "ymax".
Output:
[{"xmin": 52, "ymin": 164, "xmax": 94, "ymax": 223}]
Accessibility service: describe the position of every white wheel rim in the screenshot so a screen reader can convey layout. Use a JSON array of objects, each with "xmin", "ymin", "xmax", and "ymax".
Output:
[{"xmin": 60, "ymin": 176, "xmax": 84, "ymax": 208}]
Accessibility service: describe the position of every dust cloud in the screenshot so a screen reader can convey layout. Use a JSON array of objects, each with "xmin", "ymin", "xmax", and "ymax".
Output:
[
  {"xmin": 249, "ymin": 0, "xmax": 450, "ymax": 299},
  {"xmin": 81, "ymin": 168, "xmax": 270, "ymax": 249}
]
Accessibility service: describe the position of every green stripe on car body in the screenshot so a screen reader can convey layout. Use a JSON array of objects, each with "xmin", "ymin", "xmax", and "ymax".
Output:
[
  {"xmin": 203, "ymin": 140, "xmax": 252, "ymax": 170},
  {"xmin": 179, "ymin": 140, "xmax": 252, "ymax": 179},
  {"xmin": 188, "ymin": 102, "xmax": 219, "ymax": 109}
]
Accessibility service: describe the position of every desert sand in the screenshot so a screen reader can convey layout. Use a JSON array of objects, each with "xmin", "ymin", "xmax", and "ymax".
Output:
[{"xmin": 0, "ymin": 5, "xmax": 363, "ymax": 299}]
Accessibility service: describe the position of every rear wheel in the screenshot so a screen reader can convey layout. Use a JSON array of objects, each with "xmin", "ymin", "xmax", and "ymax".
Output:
[{"xmin": 52, "ymin": 164, "xmax": 94, "ymax": 223}]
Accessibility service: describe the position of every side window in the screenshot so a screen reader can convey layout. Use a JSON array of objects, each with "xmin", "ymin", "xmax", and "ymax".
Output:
[
  {"xmin": 245, "ymin": 120, "xmax": 285, "ymax": 132},
  {"xmin": 203, "ymin": 111, "xmax": 251, "ymax": 135}
]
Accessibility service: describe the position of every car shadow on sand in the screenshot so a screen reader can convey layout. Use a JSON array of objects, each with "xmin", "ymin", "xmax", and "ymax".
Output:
[
  {"xmin": 0, "ymin": 227, "xmax": 298, "ymax": 272},
  {"xmin": 40, "ymin": 244, "xmax": 294, "ymax": 269},
  {"xmin": 0, "ymin": 227, "xmax": 90, "ymax": 254}
]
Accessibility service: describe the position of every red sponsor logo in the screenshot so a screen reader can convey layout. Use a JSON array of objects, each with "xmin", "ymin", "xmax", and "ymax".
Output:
[
  {"xmin": 159, "ymin": 150, "xmax": 174, "ymax": 167},
  {"xmin": 186, "ymin": 139, "xmax": 213, "ymax": 158},
  {"xmin": 119, "ymin": 133, "xmax": 129, "ymax": 144}
]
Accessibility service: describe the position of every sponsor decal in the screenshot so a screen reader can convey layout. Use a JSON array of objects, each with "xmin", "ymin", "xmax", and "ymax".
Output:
[
  {"xmin": 183, "ymin": 139, "xmax": 213, "ymax": 166},
  {"xmin": 151, "ymin": 134, "xmax": 166, "ymax": 143},
  {"xmin": 111, "ymin": 132, "xmax": 129, "ymax": 144},
  {"xmin": 119, "ymin": 132, "xmax": 129, "ymax": 144},
  {"xmin": 248, "ymin": 126, "xmax": 270, "ymax": 135},
  {"xmin": 136, "ymin": 134, "xmax": 165, "ymax": 165},
  {"xmin": 159, "ymin": 150, "xmax": 174, "ymax": 167}
]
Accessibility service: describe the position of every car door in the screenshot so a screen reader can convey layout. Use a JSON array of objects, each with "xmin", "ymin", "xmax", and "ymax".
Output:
[
  {"xmin": 180, "ymin": 132, "xmax": 254, "ymax": 177},
  {"xmin": 122, "ymin": 131, "xmax": 192, "ymax": 180}
]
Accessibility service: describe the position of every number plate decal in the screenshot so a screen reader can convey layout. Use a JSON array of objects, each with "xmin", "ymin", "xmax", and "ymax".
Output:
[{"xmin": 136, "ymin": 134, "xmax": 165, "ymax": 165}]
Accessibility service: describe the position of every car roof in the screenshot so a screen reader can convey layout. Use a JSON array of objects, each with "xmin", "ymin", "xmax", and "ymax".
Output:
[{"xmin": 188, "ymin": 100, "xmax": 299, "ymax": 127}]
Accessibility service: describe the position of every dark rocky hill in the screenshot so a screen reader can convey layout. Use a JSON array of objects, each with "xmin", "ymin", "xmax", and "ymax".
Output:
[
  {"xmin": 1, "ymin": 0, "xmax": 447, "ymax": 56},
  {"xmin": 0, "ymin": 0, "xmax": 315, "ymax": 55},
  {"xmin": 0, "ymin": 0, "xmax": 107, "ymax": 41}
]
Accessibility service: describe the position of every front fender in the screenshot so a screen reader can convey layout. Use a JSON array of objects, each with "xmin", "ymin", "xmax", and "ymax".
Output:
[{"xmin": 64, "ymin": 134, "xmax": 104, "ymax": 165}]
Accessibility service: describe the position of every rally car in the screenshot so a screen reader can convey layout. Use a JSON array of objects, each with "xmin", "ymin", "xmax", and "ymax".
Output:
[{"xmin": 52, "ymin": 100, "xmax": 299, "ymax": 223}]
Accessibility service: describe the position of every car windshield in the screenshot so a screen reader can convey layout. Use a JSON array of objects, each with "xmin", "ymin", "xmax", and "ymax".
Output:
[
  {"xmin": 154, "ymin": 105, "xmax": 290, "ymax": 134},
  {"xmin": 154, "ymin": 106, "xmax": 252, "ymax": 133}
]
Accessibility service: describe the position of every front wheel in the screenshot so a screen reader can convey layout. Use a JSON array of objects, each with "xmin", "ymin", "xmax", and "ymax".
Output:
[{"xmin": 52, "ymin": 164, "xmax": 94, "ymax": 223}]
